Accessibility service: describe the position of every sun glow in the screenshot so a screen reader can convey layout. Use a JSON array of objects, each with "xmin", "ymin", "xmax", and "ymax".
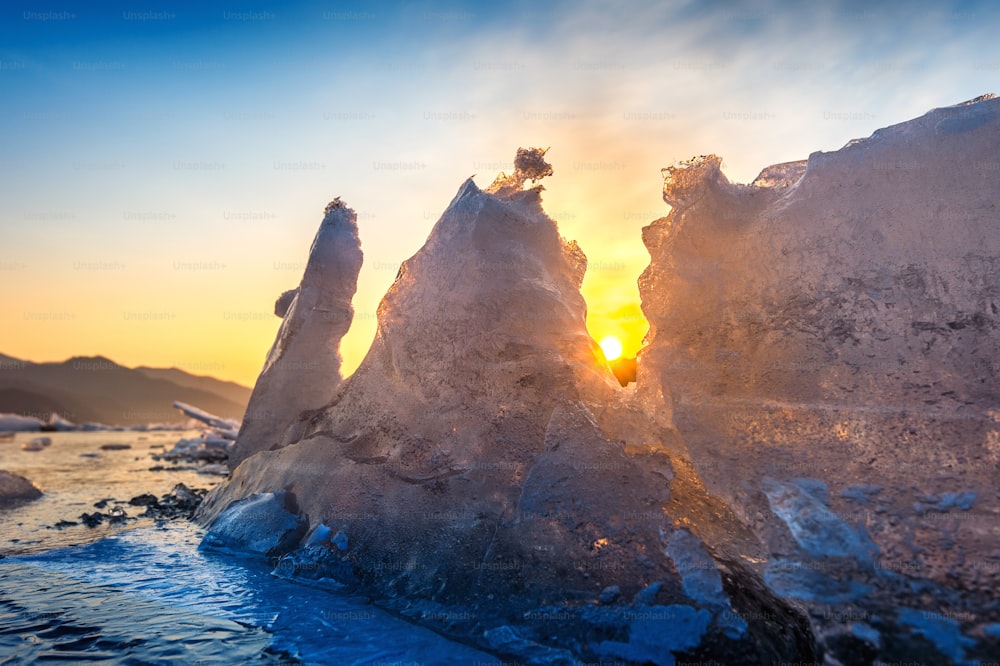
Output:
[{"xmin": 598, "ymin": 336, "xmax": 624, "ymax": 362}]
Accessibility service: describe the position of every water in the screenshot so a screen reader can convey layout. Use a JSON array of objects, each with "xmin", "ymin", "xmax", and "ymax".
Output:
[
  {"xmin": 0, "ymin": 432, "xmax": 501, "ymax": 664},
  {"xmin": 1, "ymin": 431, "xmax": 211, "ymax": 555}
]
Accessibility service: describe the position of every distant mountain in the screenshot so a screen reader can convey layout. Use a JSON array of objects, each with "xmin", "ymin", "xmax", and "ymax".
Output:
[
  {"xmin": 0, "ymin": 353, "xmax": 27, "ymax": 368},
  {"xmin": 0, "ymin": 388, "xmax": 75, "ymax": 420},
  {"xmin": 0, "ymin": 355, "xmax": 251, "ymax": 426},
  {"xmin": 134, "ymin": 367, "xmax": 252, "ymax": 408}
]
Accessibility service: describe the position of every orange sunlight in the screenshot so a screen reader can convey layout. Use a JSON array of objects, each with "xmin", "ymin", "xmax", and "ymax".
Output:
[{"xmin": 598, "ymin": 335, "xmax": 623, "ymax": 362}]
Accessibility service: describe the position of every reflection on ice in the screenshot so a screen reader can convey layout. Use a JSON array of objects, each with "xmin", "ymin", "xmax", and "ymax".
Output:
[{"xmin": 1, "ymin": 522, "xmax": 501, "ymax": 664}]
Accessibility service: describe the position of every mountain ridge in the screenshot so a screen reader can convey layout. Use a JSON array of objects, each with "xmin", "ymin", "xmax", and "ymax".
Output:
[{"xmin": 0, "ymin": 353, "xmax": 251, "ymax": 425}]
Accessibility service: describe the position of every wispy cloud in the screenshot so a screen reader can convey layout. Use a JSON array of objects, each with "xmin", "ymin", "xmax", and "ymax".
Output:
[{"xmin": 0, "ymin": 0, "xmax": 995, "ymax": 379}]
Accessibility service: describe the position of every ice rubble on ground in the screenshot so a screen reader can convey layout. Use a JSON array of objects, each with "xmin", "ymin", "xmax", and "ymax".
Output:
[
  {"xmin": 155, "ymin": 401, "xmax": 241, "ymax": 463},
  {"xmin": 0, "ymin": 411, "xmax": 181, "ymax": 433},
  {"xmin": 198, "ymin": 95, "xmax": 1000, "ymax": 666},
  {"xmin": 172, "ymin": 401, "xmax": 239, "ymax": 437},
  {"xmin": 22, "ymin": 436, "xmax": 51, "ymax": 451},
  {"xmin": 0, "ymin": 414, "xmax": 44, "ymax": 432},
  {"xmin": 44, "ymin": 414, "xmax": 76, "ymax": 431},
  {"xmin": 200, "ymin": 491, "xmax": 305, "ymax": 556}
]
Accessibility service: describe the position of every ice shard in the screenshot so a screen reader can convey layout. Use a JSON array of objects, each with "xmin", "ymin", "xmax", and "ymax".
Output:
[
  {"xmin": 230, "ymin": 199, "xmax": 363, "ymax": 467},
  {"xmin": 199, "ymin": 150, "xmax": 813, "ymax": 664}
]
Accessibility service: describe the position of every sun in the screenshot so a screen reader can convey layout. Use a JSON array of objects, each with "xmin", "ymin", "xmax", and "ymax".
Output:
[{"xmin": 598, "ymin": 336, "xmax": 623, "ymax": 362}]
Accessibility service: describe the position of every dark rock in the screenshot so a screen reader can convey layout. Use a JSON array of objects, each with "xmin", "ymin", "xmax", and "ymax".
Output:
[
  {"xmin": 128, "ymin": 493, "xmax": 160, "ymax": 508},
  {"xmin": 79, "ymin": 512, "xmax": 104, "ymax": 527},
  {"xmin": 138, "ymin": 484, "xmax": 207, "ymax": 520},
  {"xmin": 0, "ymin": 470, "xmax": 43, "ymax": 502},
  {"xmin": 172, "ymin": 483, "xmax": 199, "ymax": 504}
]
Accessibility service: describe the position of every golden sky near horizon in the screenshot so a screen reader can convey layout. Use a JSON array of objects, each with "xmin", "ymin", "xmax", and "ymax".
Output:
[
  {"xmin": 1, "ymin": 1, "xmax": 995, "ymax": 387},
  {"xmin": 1, "ymin": 150, "xmax": 664, "ymax": 387}
]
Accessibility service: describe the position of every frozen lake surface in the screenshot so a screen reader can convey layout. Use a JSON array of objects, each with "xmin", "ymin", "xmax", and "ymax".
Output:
[{"xmin": 0, "ymin": 432, "xmax": 500, "ymax": 664}]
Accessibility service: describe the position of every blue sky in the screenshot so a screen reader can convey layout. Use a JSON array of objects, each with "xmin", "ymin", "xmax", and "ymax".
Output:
[{"xmin": 1, "ymin": 0, "xmax": 997, "ymax": 384}]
